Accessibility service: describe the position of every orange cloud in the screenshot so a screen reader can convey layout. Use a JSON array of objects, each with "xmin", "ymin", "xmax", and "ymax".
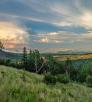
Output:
[{"xmin": 0, "ymin": 21, "xmax": 27, "ymax": 50}]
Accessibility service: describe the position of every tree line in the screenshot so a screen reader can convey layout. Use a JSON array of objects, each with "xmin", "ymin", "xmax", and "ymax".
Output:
[{"xmin": 0, "ymin": 41, "xmax": 92, "ymax": 87}]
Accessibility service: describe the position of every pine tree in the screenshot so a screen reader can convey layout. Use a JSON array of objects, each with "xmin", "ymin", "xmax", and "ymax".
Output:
[
  {"xmin": 21, "ymin": 47, "xmax": 28, "ymax": 81},
  {"xmin": 28, "ymin": 49, "xmax": 35, "ymax": 72},
  {"xmin": 22, "ymin": 47, "xmax": 28, "ymax": 70}
]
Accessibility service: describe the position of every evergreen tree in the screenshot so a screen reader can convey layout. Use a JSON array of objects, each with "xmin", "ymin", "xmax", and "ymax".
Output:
[
  {"xmin": 28, "ymin": 49, "xmax": 35, "ymax": 72},
  {"xmin": 21, "ymin": 47, "xmax": 28, "ymax": 82},
  {"xmin": 64, "ymin": 58, "xmax": 77, "ymax": 81},
  {"xmin": 64, "ymin": 58, "xmax": 72, "ymax": 79},
  {"xmin": 22, "ymin": 47, "xmax": 28, "ymax": 70}
]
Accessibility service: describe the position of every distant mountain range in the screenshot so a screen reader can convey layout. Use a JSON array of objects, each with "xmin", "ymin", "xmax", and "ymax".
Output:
[
  {"xmin": 0, "ymin": 49, "xmax": 92, "ymax": 61},
  {"xmin": 42, "ymin": 50, "xmax": 92, "ymax": 56},
  {"xmin": 0, "ymin": 49, "xmax": 22, "ymax": 61},
  {"xmin": 57, "ymin": 50, "xmax": 92, "ymax": 54}
]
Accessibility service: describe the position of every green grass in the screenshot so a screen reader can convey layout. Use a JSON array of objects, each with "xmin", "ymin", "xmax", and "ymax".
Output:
[{"xmin": 0, "ymin": 65, "xmax": 92, "ymax": 102}]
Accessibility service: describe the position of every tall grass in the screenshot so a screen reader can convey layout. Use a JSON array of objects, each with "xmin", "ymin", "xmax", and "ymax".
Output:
[{"xmin": 0, "ymin": 65, "xmax": 91, "ymax": 102}]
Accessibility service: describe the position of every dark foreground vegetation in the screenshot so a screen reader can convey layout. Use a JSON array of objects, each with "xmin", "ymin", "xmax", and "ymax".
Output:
[{"xmin": 0, "ymin": 47, "xmax": 92, "ymax": 88}]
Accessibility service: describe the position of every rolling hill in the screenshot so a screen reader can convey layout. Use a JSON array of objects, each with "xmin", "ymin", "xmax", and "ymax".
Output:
[
  {"xmin": 0, "ymin": 65, "xmax": 92, "ymax": 102},
  {"xmin": 0, "ymin": 49, "xmax": 92, "ymax": 62},
  {"xmin": 0, "ymin": 49, "xmax": 22, "ymax": 61}
]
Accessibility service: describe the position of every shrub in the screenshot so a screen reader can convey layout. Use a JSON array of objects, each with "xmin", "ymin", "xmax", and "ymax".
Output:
[
  {"xmin": 5, "ymin": 59, "xmax": 11, "ymax": 66},
  {"xmin": 77, "ymin": 72, "xmax": 87, "ymax": 83},
  {"xmin": 0, "ymin": 59, "xmax": 5, "ymax": 65},
  {"xmin": 86, "ymin": 75, "xmax": 92, "ymax": 87},
  {"xmin": 57, "ymin": 74, "xmax": 69, "ymax": 84},
  {"xmin": 44, "ymin": 73, "xmax": 56, "ymax": 85},
  {"xmin": 77, "ymin": 66, "xmax": 92, "ymax": 83},
  {"xmin": 51, "ymin": 64, "xmax": 65, "ymax": 75},
  {"xmin": 1, "ymin": 71, "xmax": 5, "ymax": 78}
]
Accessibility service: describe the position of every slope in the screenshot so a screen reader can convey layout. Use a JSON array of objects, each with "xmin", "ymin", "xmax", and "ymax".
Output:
[{"xmin": 0, "ymin": 65, "xmax": 92, "ymax": 102}]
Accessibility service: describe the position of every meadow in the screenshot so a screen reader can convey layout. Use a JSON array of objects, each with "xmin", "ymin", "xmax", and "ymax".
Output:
[
  {"xmin": 0, "ymin": 48, "xmax": 92, "ymax": 102},
  {"xmin": 0, "ymin": 65, "xmax": 92, "ymax": 102},
  {"xmin": 54, "ymin": 53, "xmax": 92, "ymax": 61}
]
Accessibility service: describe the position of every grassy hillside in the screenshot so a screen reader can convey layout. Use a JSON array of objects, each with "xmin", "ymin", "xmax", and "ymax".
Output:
[
  {"xmin": 0, "ymin": 49, "xmax": 22, "ymax": 61},
  {"xmin": 54, "ymin": 54, "xmax": 92, "ymax": 61},
  {"xmin": 0, "ymin": 65, "xmax": 92, "ymax": 102}
]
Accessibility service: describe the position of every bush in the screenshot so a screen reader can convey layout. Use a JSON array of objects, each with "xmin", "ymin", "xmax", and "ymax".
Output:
[
  {"xmin": 77, "ymin": 72, "xmax": 87, "ymax": 83},
  {"xmin": 57, "ymin": 74, "xmax": 69, "ymax": 84},
  {"xmin": 51, "ymin": 64, "xmax": 65, "ymax": 75},
  {"xmin": 0, "ymin": 59, "xmax": 5, "ymax": 65},
  {"xmin": 5, "ymin": 59, "xmax": 11, "ymax": 66},
  {"xmin": 77, "ymin": 66, "xmax": 92, "ymax": 83},
  {"xmin": 44, "ymin": 73, "xmax": 56, "ymax": 85},
  {"xmin": 86, "ymin": 75, "xmax": 92, "ymax": 87}
]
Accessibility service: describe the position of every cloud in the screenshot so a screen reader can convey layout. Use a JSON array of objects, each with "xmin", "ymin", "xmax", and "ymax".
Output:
[
  {"xmin": 32, "ymin": 31, "xmax": 92, "ymax": 44},
  {"xmin": 39, "ymin": 47, "xmax": 73, "ymax": 53},
  {"xmin": 33, "ymin": 37, "xmax": 49, "ymax": 43},
  {"xmin": 0, "ymin": 21, "xmax": 28, "ymax": 50},
  {"xmin": 0, "ymin": 0, "xmax": 92, "ymax": 29},
  {"xmin": 0, "ymin": 0, "xmax": 92, "ymax": 52}
]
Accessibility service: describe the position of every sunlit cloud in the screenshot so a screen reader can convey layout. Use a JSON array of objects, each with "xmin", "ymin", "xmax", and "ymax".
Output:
[
  {"xmin": 0, "ymin": 0, "xmax": 92, "ymax": 52},
  {"xmin": 0, "ymin": 21, "xmax": 27, "ymax": 50},
  {"xmin": 32, "ymin": 31, "xmax": 92, "ymax": 45},
  {"xmin": 79, "ymin": 12, "xmax": 92, "ymax": 29},
  {"xmin": 34, "ymin": 37, "xmax": 49, "ymax": 43}
]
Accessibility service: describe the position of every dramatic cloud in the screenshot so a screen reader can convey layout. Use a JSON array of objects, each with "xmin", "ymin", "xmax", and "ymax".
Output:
[
  {"xmin": 33, "ymin": 31, "xmax": 92, "ymax": 43},
  {"xmin": 0, "ymin": 0, "xmax": 92, "ymax": 52},
  {"xmin": 0, "ymin": 21, "xmax": 28, "ymax": 50}
]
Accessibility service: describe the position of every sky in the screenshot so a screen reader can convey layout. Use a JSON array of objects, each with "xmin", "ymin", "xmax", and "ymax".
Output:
[{"xmin": 0, "ymin": 0, "xmax": 92, "ymax": 52}]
